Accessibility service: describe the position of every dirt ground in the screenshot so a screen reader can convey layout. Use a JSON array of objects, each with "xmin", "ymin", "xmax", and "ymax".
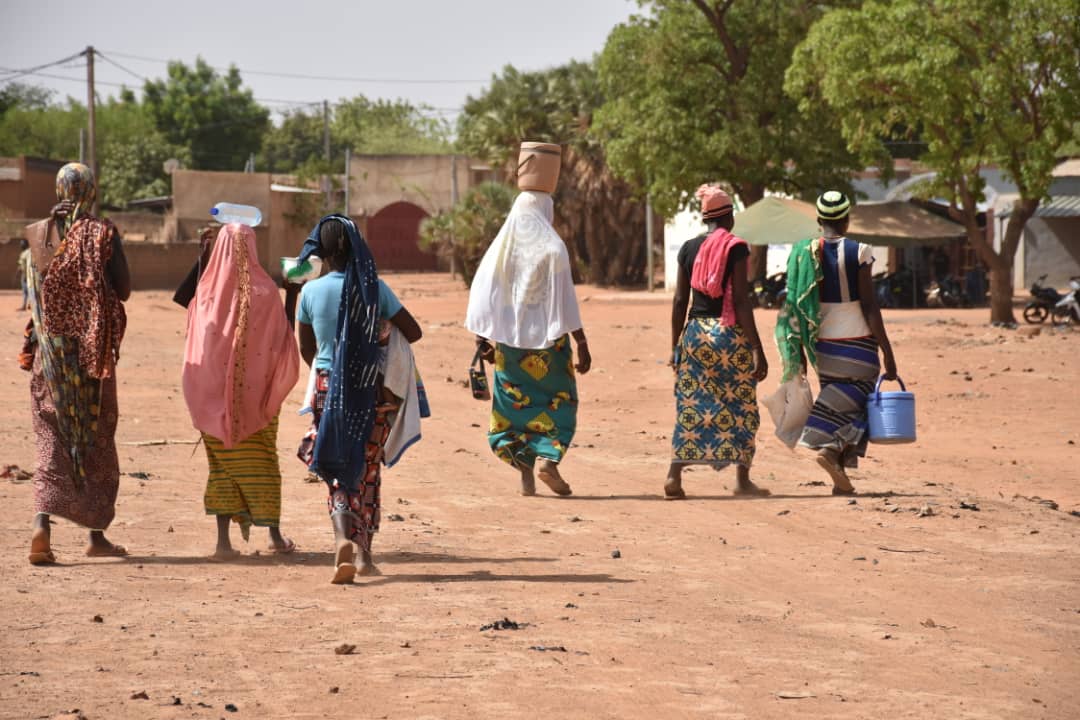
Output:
[{"xmin": 1, "ymin": 273, "xmax": 1078, "ymax": 720}]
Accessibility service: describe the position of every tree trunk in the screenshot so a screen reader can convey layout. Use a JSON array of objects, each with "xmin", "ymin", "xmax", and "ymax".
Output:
[{"xmin": 738, "ymin": 183, "xmax": 767, "ymax": 280}]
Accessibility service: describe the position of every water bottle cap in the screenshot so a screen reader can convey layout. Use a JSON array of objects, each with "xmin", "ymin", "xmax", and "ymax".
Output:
[{"xmin": 210, "ymin": 207, "xmax": 220, "ymax": 216}]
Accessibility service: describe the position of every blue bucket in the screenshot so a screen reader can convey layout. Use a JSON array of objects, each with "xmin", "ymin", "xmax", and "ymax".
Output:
[{"xmin": 867, "ymin": 376, "xmax": 916, "ymax": 444}]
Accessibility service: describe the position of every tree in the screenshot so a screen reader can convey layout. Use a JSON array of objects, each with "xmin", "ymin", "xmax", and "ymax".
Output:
[
  {"xmin": 419, "ymin": 181, "xmax": 517, "ymax": 284},
  {"xmin": 458, "ymin": 62, "xmax": 653, "ymax": 286},
  {"xmin": 0, "ymin": 82, "xmax": 53, "ymax": 115},
  {"xmin": 787, "ymin": 0, "xmax": 1080, "ymax": 324},
  {"xmin": 142, "ymin": 58, "xmax": 269, "ymax": 171},
  {"xmin": 99, "ymin": 131, "xmax": 191, "ymax": 208},
  {"xmin": 594, "ymin": 0, "xmax": 862, "ymax": 279}
]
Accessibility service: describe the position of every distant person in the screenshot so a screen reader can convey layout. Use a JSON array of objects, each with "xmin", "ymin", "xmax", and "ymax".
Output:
[
  {"xmin": 17, "ymin": 238, "xmax": 31, "ymax": 311},
  {"xmin": 21, "ymin": 163, "xmax": 130, "ymax": 565},
  {"xmin": 182, "ymin": 223, "xmax": 300, "ymax": 560},
  {"xmin": 665, "ymin": 185, "xmax": 769, "ymax": 499},
  {"xmin": 776, "ymin": 191, "xmax": 898, "ymax": 495},
  {"xmin": 295, "ymin": 215, "xmax": 423, "ymax": 584},
  {"xmin": 465, "ymin": 190, "xmax": 591, "ymax": 497}
]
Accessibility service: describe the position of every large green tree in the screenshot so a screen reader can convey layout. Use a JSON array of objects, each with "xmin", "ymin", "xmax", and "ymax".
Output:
[
  {"xmin": 458, "ymin": 62, "xmax": 653, "ymax": 286},
  {"xmin": 787, "ymin": 0, "xmax": 1080, "ymax": 324},
  {"xmin": 595, "ymin": 0, "xmax": 861, "ymax": 278},
  {"xmin": 142, "ymin": 58, "xmax": 269, "ymax": 171}
]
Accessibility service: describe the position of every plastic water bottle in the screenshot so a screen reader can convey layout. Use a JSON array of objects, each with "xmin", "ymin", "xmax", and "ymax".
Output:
[{"xmin": 210, "ymin": 203, "xmax": 262, "ymax": 227}]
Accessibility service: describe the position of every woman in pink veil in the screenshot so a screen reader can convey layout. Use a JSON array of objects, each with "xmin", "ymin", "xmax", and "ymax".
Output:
[{"xmin": 182, "ymin": 223, "xmax": 300, "ymax": 559}]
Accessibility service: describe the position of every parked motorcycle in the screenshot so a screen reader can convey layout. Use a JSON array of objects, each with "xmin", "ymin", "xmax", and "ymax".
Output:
[
  {"xmin": 1023, "ymin": 274, "xmax": 1064, "ymax": 324},
  {"xmin": 1050, "ymin": 277, "xmax": 1080, "ymax": 325},
  {"xmin": 874, "ymin": 269, "xmax": 914, "ymax": 308}
]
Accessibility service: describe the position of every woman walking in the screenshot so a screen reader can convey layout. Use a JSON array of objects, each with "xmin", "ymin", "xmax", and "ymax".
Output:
[
  {"xmin": 465, "ymin": 190, "xmax": 591, "ymax": 497},
  {"xmin": 21, "ymin": 163, "xmax": 130, "ymax": 564},
  {"xmin": 776, "ymin": 191, "xmax": 898, "ymax": 494},
  {"xmin": 295, "ymin": 215, "xmax": 422, "ymax": 583},
  {"xmin": 183, "ymin": 223, "xmax": 300, "ymax": 559},
  {"xmin": 665, "ymin": 185, "xmax": 769, "ymax": 499}
]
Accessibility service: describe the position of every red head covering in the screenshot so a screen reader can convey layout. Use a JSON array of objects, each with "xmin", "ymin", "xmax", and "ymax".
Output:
[{"xmin": 695, "ymin": 184, "xmax": 733, "ymax": 220}]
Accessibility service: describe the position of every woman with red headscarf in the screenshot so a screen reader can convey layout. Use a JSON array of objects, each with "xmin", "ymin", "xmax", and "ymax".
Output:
[
  {"xmin": 665, "ymin": 184, "xmax": 769, "ymax": 499},
  {"xmin": 182, "ymin": 223, "xmax": 300, "ymax": 559}
]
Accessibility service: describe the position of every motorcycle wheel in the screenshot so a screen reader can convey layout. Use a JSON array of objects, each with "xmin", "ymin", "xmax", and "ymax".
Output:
[
  {"xmin": 1050, "ymin": 306, "xmax": 1072, "ymax": 325},
  {"xmin": 1023, "ymin": 304, "xmax": 1048, "ymax": 324}
]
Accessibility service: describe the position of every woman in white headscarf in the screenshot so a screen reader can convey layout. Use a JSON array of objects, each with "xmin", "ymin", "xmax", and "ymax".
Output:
[{"xmin": 465, "ymin": 190, "xmax": 591, "ymax": 496}]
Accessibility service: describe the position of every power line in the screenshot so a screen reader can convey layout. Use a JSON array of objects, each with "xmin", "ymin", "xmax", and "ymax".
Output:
[
  {"xmin": 0, "ymin": 51, "xmax": 88, "ymax": 83},
  {"xmin": 100, "ymin": 48, "xmax": 487, "ymax": 85},
  {"xmin": 94, "ymin": 51, "xmax": 149, "ymax": 83}
]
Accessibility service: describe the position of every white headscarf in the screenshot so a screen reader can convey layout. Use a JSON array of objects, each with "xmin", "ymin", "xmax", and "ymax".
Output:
[{"xmin": 465, "ymin": 190, "xmax": 582, "ymax": 350}]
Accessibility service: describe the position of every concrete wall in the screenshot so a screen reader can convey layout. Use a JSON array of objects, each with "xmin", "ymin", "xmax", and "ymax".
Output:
[
  {"xmin": 172, "ymin": 170, "xmax": 272, "ymax": 221},
  {"xmin": 0, "ymin": 157, "xmax": 67, "ymax": 222},
  {"xmin": 1022, "ymin": 217, "xmax": 1080, "ymax": 289},
  {"xmin": 347, "ymin": 154, "xmax": 474, "ymax": 217}
]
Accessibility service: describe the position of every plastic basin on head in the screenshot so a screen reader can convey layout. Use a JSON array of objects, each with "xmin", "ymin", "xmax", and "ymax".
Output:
[{"xmin": 867, "ymin": 375, "xmax": 916, "ymax": 444}]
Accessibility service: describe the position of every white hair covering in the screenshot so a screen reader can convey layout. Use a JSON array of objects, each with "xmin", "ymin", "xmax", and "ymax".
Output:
[{"xmin": 464, "ymin": 190, "xmax": 582, "ymax": 349}]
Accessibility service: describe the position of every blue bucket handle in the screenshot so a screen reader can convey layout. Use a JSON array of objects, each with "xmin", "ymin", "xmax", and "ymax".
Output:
[{"xmin": 873, "ymin": 375, "xmax": 907, "ymax": 402}]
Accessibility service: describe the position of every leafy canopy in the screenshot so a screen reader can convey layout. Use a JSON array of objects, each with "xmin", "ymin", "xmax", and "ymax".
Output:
[
  {"xmin": 142, "ymin": 58, "xmax": 269, "ymax": 171},
  {"xmin": 594, "ymin": 0, "xmax": 861, "ymax": 217}
]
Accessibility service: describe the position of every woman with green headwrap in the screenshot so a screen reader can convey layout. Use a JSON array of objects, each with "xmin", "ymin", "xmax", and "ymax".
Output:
[{"xmin": 21, "ymin": 163, "xmax": 131, "ymax": 564}]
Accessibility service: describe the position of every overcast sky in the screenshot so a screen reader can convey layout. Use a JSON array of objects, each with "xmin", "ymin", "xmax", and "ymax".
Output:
[{"xmin": 1, "ymin": 0, "xmax": 639, "ymax": 122}]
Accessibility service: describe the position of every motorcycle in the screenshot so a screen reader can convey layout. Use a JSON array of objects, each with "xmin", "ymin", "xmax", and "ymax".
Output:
[
  {"xmin": 874, "ymin": 269, "xmax": 914, "ymax": 308},
  {"xmin": 1023, "ymin": 274, "xmax": 1064, "ymax": 324},
  {"xmin": 751, "ymin": 272, "xmax": 787, "ymax": 309},
  {"xmin": 1050, "ymin": 277, "xmax": 1080, "ymax": 325}
]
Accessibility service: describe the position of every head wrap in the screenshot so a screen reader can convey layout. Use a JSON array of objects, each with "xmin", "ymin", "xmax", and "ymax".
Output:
[
  {"xmin": 182, "ymin": 224, "xmax": 299, "ymax": 448},
  {"xmin": 296, "ymin": 215, "xmax": 382, "ymax": 490},
  {"xmin": 55, "ymin": 163, "xmax": 97, "ymax": 229},
  {"xmin": 464, "ymin": 190, "xmax": 583, "ymax": 350},
  {"xmin": 696, "ymin": 184, "xmax": 733, "ymax": 220},
  {"xmin": 816, "ymin": 191, "xmax": 851, "ymax": 221}
]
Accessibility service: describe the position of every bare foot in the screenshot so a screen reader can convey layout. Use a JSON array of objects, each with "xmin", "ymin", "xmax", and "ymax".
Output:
[
  {"xmin": 268, "ymin": 528, "xmax": 296, "ymax": 554},
  {"xmin": 210, "ymin": 547, "xmax": 242, "ymax": 561},
  {"xmin": 331, "ymin": 540, "xmax": 356, "ymax": 585},
  {"xmin": 816, "ymin": 448, "xmax": 855, "ymax": 494},
  {"xmin": 664, "ymin": 464, "xmax": 686, "ymax": 500},
  {"xmin": 356, "ymin": 549, "xmax": 381, "ymax": 577},
  {"xmin": 519, "ymin": 465, "xmax": 537, "ymax": 496},
  {"xmin": 733, "ymin": 481, "xmax": 771, "ymax": 497},
  {"xmin": 536, "ymin": 459, "xmax": 572, "ymax": 496},
  {"xmin": 86, "ymin": 531, "xmax": 127, "ymax": 557},
  {"xmin": 29, "ymin": 526, "xmax": 55, "ymax": 565}
]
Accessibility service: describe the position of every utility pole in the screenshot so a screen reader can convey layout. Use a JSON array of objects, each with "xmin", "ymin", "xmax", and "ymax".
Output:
[
  {"xmin": 449, "ymin": 154, "xmax": 459, "ymax": 278},
  {"xmin": 646, "ymin": 194, "xmax": 655, "ymax": 292},
  {"xmin": 323, "ymin": 99, "xmax": 331, "ymax": 209},
  {"xmin": 344, "ymin": 147, "xmax": 351, "ymax": 217},
  {"xmin": 78, "ymin": 128, "xmax": 86, "ymax": 164},
  {"xmin": 85, "ymin": 45, "xmax": 98, "ymax": 214}
]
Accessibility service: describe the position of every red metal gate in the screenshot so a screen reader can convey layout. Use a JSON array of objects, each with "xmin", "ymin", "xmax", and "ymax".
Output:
[{"xmin": 366, "ymin": 201, "xmax": 436, "ymax": 271}]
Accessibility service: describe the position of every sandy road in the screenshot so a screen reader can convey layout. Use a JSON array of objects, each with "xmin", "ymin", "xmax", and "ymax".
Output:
[{"xmin": 1, "ymin": 275, "xmax": 1078, "ymax": 719}]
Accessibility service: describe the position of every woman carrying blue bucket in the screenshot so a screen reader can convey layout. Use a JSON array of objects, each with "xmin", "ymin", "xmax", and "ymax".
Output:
[{"xmin": 775, "ymin": 191, "xmax": 898, "ymax": 495}]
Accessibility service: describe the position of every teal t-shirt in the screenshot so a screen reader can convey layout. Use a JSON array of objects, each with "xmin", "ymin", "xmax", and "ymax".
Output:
[{"xmin": 297, "ymin": 272, "xmax": 404, "ymax": 370}]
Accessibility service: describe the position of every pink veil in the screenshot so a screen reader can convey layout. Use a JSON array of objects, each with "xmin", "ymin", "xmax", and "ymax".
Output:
[{"xmin": 182, "ymin": 224, "xmax": 299, "ymax": 448}]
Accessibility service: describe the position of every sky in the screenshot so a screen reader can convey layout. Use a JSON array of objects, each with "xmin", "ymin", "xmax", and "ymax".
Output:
[{"xmin": 0, "ymin": 0, "xmax": 640, "ymax": 122}]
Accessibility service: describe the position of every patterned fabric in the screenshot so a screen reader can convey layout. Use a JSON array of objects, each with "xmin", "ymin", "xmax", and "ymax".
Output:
[
  {"xmin": 182, "ymin": 224, "xmax": 299, "ymax": 449},
  {"xmin": 671, "ymin": 318, "xmax": 760, "ymax": 468},
  {"xmin": 799, "ymin": 337, "xmax": 880, "ymax": 467},
  {"xmin": 30, "ymin": 351, "xmax": 119, "ymax": 530},
  {"xmin": 327, "ymin": 404, "xmax": 393, "ymax": 554},
  {"xmin": 54, "ymin": 162, "xmax": 97, "ymax": 229},
  {"xmin": 489, "ymin": 336, "xmax": 577, "ymax": 468},
  {"xmin": 202, "ymin": 416, "xmax": 283, "ymax": 540},
  {"xmin": 776, "ymin": 238, "xmax": 822, "ymax": 382},
  {"xmin": 296, "ymin": 215, "xmax": 381, "ymax": 491},
  {"xmin": 297, "ymin": 369, "xmax": 331, "ymax": 467}
]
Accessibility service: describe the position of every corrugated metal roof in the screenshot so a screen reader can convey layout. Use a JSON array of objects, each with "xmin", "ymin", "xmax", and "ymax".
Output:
[{"xmin": 999, "ymin": 196, "xmax": 1080, "ymax": 218}]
